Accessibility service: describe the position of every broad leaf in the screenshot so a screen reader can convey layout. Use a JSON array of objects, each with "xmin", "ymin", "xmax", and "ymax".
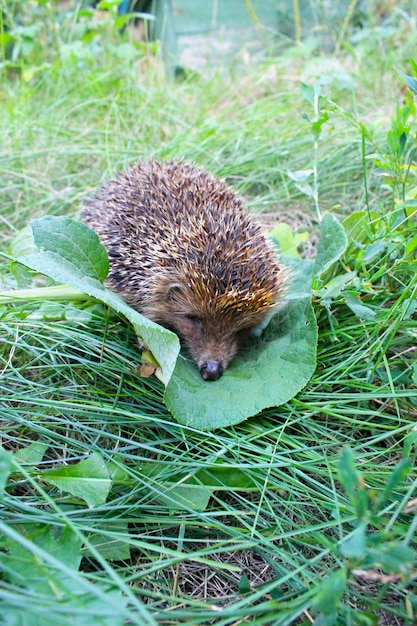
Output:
[
  {"xmin": 139, "ymin": 462, "xmax": 265, "ymax": 511},
  {"xmin": 14, "ymin": 441, "xmax": 48, "ymax": 465},
  {"xmin": 340, "ymin": 523, "xmax": 367, "ymax": 559},
  {"xmin": 0, "ymin": 524, "xmax": 83, "ymax": 592},
  {"xmin": 281, "ymin": 255, "xmax": 315, "ymax": 299},
  {"xmin": 42, "ymin": 451, "xmax": 111, "ymax": 507},
  {"xmin": 19, "ymin": 216, "xmax": 180, "ymax": 384},
  {"xmin": 342, "ymin": 210, "xmax": 381, "ymax": 249},
  {"xmin": 344, "ymin": 296, "xmax": 376, "ymax": 321},
  {"xmin": 314, "ymin": 213, "xmax": 348, "ymax": 277},
  {"xmin": 338, "ymin": 448, "xmax": 369, "ymax": 521},
  {"xmin": 165, "ymin": 297, "xmax": 317, "ymax": 430},
  {"xmin": 155, "ymin": 483, "xmax": 213, "ymax": 512},
  {"xmin": 29, "ymin": 216, "xmax": 109, "ymax": 282},
  {"xmin": 269, "ymin": 222, "xmax": 309, "ymax": 259},
  {"xmin": 87, "ymin": 521, "xmax": 131, "ymax": 561}
]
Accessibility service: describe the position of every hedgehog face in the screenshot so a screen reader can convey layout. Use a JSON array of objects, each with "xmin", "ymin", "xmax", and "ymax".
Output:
[
  {"xmin": 171, "ymin": 312, "xmax": 251, "ymax": 381},
  {"xmin": 144, "ymin": 280, "xmax": 261, "ymax": 380}
]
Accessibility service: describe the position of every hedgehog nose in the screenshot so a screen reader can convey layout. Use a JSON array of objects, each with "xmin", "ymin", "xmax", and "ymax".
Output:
[{"xmin": 200, "ymin": 361, "xmax": 224, "ymax": 381}]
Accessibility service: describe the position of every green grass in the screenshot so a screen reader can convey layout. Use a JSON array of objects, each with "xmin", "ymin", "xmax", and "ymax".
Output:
[{"xmin": 0, "ymin": 2, "xmax": 416, "ymax": 625}]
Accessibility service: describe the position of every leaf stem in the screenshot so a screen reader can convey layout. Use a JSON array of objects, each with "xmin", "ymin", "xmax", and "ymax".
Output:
[{"xmin": 0, "ymin": 285, "xmax": 88, "ymax": 304}]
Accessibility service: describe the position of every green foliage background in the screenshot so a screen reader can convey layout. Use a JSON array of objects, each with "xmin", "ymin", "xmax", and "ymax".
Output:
[{"xmin": 0, "ymin": 1, "xmax": 416, "ymax": 624}]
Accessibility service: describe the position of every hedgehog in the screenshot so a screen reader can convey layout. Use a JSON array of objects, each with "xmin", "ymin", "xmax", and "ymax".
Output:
[{"xmin": 81, "ymin": 160, "xmax": 287, "ymax": 381}]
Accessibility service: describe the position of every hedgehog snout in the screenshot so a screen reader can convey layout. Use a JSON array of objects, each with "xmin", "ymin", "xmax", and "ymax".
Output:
[
  {"xmin": 169, "ymin": 314, "xmax": 239, "ymax": 381},
  {"xmin": 200, "ymin": 361, "xmax": 224, "ymax": 381},
  {"xmin": 191, "ymin": 332, "xmax": 240, "ymax": 381}
]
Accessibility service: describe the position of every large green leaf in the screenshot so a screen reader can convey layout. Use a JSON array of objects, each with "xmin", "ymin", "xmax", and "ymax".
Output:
[
  {"xmin": 29, "ymin": 216, "xmax": 109, "ymax": 282},
  {"xmin": 19, "ymin": 216, "xmax": 180, "ymax": 384},
  {"xmin": 165, "ymin": 297, "xmax": 317, "ymax": 430}
]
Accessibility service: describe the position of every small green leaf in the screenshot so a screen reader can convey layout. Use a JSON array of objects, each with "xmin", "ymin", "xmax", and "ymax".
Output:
[
  {"xmin": 405, "ymin": 236, "xmax": 417, "ymax": 256},
  {"xmin": 269, "ymin": 223, "xmax": 309, "ymax": 258},
  {"xmin": 96, "ymin": 0, "xmax": 122, "ymax": 11},
  {"xmin": 300, "ymin": 81, "xmax": 321, "ymax": 105},
  {"xmin": 412, "ymin": 363, "xmax": 417, "ymax": 385},
  {"xmin": 338, "ymin": 448, "xmax": 361, "ymax": 495},
  {"xmin": 364, "ymin": 542, "xmax": 415, "ymax": 576},
  {"xmin": 238, "ymin": 574, "xmax": 251, "ymax": 594},
  {"xmin": 42, "ymin": 451, "xmax": 111, "ymax": 507},
  {"xmin": 140, "ymin": 462, "xmax": 263, "ymax": 511},
  {"xmin": 195, "ymin": 466, "xmax": 260, "ymax": 490},
  {"xmin": 294, "ymin": 181, "xmax": 315, "ymax": 198},
  {"xmin": 138, "ymin": 464, "xmax": 214, "ymax": 511},
  {"xmin": 318, "ymin": 272, "xmax": 356, "ymax": 301},
  {"xmin": 313, "ymin": 568, "xmax": 347, "ymax": 615},
  {"xmin": 344, "ymin": 296, "xmax": 376, "ymax": 321},
  {"xmin": 156, "ymin": 483, "xmax": 213, "ymax": 512},
  {"xmin": 410, "ymin": 58, "xmax": 417, "ymax": 75},
  {"xmin": 9, "ymin": 261, "xmax": 35, "ymax": 287},
  {"xmin": 14, "ymin": 442, "xmax": 48, "ymax": 465},
  {"xmin": 340, "ymin": 523, "xmax": 367, "ymax": 559},
  {"xmin": 342, "ymin": 210, "xmax": 381, "ymax": 253},
  {"xmin": 338, "ymin": 448, "xmax": 369, "ymax": 519},
  {"xmin": 314, "ymin": 213, "xmax": 348, "ymax": 277},
  {"xmin": 373, "ymin": 458, "xmax": 412, "ymax": 512},
  {"xmin": 312, "ymin": 111, "xmax": 329, "ymax": 139},
  {"xmin": 396, "ymin": 67, "xmax": 417, "ymax": 95},
  {"xmin": 107, "ymin": 458, "xmax": 132, "ymax": 484},
  {"xmin": 362, "ymin": 241, "xmax": 386, "ymax": 262},
  {"xmin": 87, "ymin": 522, "xmax": 131, "ymax": 561},
  {"xmin": 403, "ymin": 425, "xmax": 417, "ymax": 456},
  {"xmin": 0, "ymin": 447, "xmax": 13, "ymax": 496},
  {"xmin": 286, "ymin": 168, "xmax": 314, "ymax": 182}
]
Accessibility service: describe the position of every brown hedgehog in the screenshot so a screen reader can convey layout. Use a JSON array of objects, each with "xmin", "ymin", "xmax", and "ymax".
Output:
[{"xmin": 81, "ymin": 160, "xmax": 287, "ymax": 381}]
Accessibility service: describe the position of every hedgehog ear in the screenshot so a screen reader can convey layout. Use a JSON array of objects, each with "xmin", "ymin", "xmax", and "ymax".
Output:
[{"xmin": 165, "ymin": 283, "xmax": 185, "ymax": 302}]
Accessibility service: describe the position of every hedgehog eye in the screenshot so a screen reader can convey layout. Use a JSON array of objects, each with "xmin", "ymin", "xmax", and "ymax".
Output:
[
  {"xmin": 235, "ymin": 328, "xmax": 251, "ymax": 343},
  {"xmin": 185, "ymin": 314, "xmax": 203, "ymax": 327}
]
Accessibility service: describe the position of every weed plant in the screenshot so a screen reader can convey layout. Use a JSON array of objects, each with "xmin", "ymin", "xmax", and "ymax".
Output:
[{"xmin": 0, "ymin": 2, "xmax": 416, "ymax": 625}]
